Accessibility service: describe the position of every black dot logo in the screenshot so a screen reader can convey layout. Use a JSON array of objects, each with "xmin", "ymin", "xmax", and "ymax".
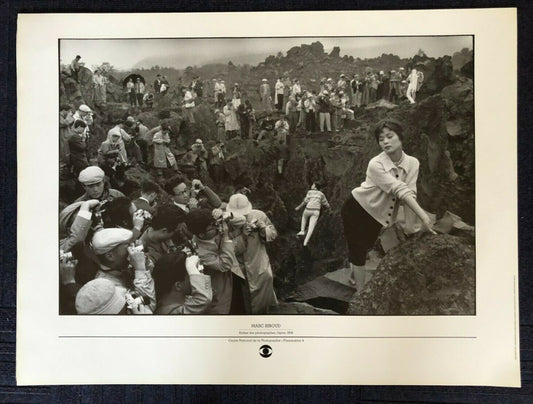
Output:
[{"xmin": 259, "ymin": 345, "xmax": 272, "ymax": 358}]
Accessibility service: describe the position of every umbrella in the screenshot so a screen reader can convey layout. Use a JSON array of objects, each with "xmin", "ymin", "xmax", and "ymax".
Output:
[{"xmin": 122, "ymin": 73, "xmax": 146, "ymax": 87}]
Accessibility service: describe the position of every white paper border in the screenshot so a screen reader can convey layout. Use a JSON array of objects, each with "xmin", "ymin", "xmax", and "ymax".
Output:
[{"xmin": 16, "ymin": 9, "xmax": 519, "ymax": 386}]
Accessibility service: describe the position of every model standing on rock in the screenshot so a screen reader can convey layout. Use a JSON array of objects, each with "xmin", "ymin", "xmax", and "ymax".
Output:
[{"xmin": 341, "ymin": 118, "xmax": 436, "ymax": 291}]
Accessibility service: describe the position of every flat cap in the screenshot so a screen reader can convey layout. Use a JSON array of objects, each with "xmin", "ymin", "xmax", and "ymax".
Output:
[
  {"xmin": 91, "ymin": 228, "xmax": 133, "ymax": 255},
  {"xmin": 78, "ymin": 166, "xmax": 105, "ymax": 185},
  {"xmin": 79, "ymin": 104, "xmax": 92, "ymax": 113},
  {"xmin": 75, "ymin": 278, "xmax": 126, "ymax": 314}
]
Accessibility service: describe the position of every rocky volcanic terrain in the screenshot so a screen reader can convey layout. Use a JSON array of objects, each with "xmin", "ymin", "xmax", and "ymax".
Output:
[{"xmin": 60, "ymin": 42, "xmax": 475, "ymax": 315}]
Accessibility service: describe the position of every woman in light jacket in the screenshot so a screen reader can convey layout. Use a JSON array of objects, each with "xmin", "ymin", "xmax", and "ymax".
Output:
[
  {"xmin": 152, "ymin": 122, "xmax": 177, "ymax": 169},
  {"xmin": 341, "ymin": 118, "xmax": 435, "ymax": 291}
]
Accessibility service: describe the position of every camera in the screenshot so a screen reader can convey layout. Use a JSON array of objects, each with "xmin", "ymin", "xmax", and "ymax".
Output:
[
  {"xmin": 181, "ymin": 240, "xmax": 205, "ymax": 271},
  {"xmin": 129, "ymin": 244, "xmax": 144, "ymax": 253},
  {"xmin": 181, "ymin": 239, "xmax": 199, "ymax": 256},
  {"xmin": 136, "ymin": 209, "xmax": 152, "ymax": 224},
  {"xmin": 248, "ymin": 218, "xmax": 259, "ymax": 230},
  {"xmin": 215, "ymin": 211, "xmax": 233, "ymax": 227},
  {"xmin": 59, "ymin": 250, "xmax": 74, "ymax": 263},
  {"xmin": 125, "ymin": 292, "xmax": 151, "ymax": 310},
  {"xmin": 194, "ymin": 183, "xmax": 201, "ymax": 191},
  {"xmin": 92, "ymin": 199, "xmax": 109, "ymax": 218}
]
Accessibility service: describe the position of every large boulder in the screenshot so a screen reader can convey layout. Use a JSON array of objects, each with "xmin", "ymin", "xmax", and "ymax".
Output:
[{"xmin": 347, "ymin": 234, "xmax": 475, "ymax": 315}]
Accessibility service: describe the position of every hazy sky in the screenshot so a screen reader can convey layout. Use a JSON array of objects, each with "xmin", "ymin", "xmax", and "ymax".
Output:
[{"xmin": 60, "ymin": 36, "xmax": 472, "ymax": 70}]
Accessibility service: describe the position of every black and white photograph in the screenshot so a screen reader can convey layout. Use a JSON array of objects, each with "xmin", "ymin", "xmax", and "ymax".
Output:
[{"xmin": 58, "ymin": 35, "xmax": 475, "ymax": 316}]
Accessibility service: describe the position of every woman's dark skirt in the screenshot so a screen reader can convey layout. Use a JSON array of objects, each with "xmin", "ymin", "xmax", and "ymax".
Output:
[{"xmin": 341, "ymin": 195, "xmax": 382, "ymax": 266}]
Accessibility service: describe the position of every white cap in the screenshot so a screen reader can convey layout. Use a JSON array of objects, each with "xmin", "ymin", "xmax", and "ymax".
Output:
[
  {"xmin": 75, "ymin": 278, "xmax": 126, "ymax": 315},
  {"xmin": 91, "ymin": 228, "xmax": 133, "ymax": 255},
  {"xmin": 79, "ymin": 104, "xmax": 92, "ymax": 113},
  {"xmin": 78, "ymin": 166, "xmax": 105, "ymax": 185}
]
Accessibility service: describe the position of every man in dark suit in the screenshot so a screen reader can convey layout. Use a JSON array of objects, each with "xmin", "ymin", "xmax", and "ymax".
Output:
[{"xmin": 132, "ymin": 180, "xmax": 159, "ymax": 215}]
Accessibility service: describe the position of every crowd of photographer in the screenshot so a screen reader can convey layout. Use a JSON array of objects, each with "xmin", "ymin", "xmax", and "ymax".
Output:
[
  {"xmin": 59, "ymin": 158, "xmax": 279, "ymax": 315},
  {"xmin": 58, "ymin": 56, "xmax": 431, "ymax": 315}
]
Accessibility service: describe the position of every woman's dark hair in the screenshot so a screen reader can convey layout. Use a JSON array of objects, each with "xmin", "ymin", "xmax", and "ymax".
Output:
[
  {"xmin": 373, "ymin": 118, "xmax": 404, "ymax": 144},
  {"xmin": 102, "ymin": 196, "xmax": 133, "ymax": 229}
]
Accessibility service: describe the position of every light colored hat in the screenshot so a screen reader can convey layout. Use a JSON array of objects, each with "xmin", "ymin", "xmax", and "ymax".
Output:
[
  {"xmin": 226, "ymin": 193, "xmax": 252, "ymax": 217},
  {"xmin": 79, "ymin": 104, "xmax": 92, "ymax": 113},
  {"xmin": 340, "ymin": 74, "xmax": 345, "ymax": 77},
  {"xmin": 91, "ymin": 228, "xmax": 133, "ymax": 255},
  {"xmin": 399, "ymin": 67, "xmax": 405, "ymax": 70},
  {"xmin": 379, "ymin": 71, "xmax": 384, "ymax": 75},
  {"xmin": 195, "ymin": 138, "xmax": 203, "ymax": 144},
  {"xmin": 78, "ymin": 166, "xmax": 105, "ymax": 185},
  {"xmin": 262, "ymin": 78, "xmax": 267, "ymax": 82},
  {"xmin": 323, "ymin": 90, "xmax": 329, "ymax": 95},
  {"xmin": 391, "ymin": 70, "xmax": 396, "ymax": 73},
  {"xmin": 339, "ymin": 91, "xmax": 344, "ymax": 95},
  {"xmin": 75, "ymin": 278, "xmax": 126, "ymax": 314}
]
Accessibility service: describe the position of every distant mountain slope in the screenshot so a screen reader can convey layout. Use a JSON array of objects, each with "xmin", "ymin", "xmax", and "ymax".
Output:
[{"xmin": 134, "ymin": 52, "xmax": 271, "ymax": 69}]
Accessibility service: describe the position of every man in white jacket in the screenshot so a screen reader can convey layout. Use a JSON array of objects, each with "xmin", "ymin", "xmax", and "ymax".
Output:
[{"xmin": 274, "ymin": 78, "xmax": 285, "ymax": 111}]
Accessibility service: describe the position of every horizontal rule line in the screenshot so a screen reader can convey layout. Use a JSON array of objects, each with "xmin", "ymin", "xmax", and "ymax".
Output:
[{"xmin": 58, "ymin": 336, "xmax": 477, "ymax": 339}]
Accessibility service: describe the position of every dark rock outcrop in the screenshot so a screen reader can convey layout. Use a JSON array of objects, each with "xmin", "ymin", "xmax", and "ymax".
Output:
[{"xmin": 347, "ymin": 234, "xmax": 475, "ymax": 315}]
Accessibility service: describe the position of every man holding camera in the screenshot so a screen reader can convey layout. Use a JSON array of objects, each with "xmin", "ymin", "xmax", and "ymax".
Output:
[
  {"xmin": 74, "ymin": 166, "xmax": 125, "ymax": 202},
  {"xmin": 92, "ymin": 228, "xmax": 156, "ymax": 313},
  {"xmin": 132, "ymin": 180, "xmax": 159, "ymax": 215},
  {"xmin": 165, "ymin": 176, "xmax": 222, "ymax": 215},
  {"xmin": 106, "ymin": 120, "xmax": 133, "ymax": 165},
  {"xmin": 153, "ymin": 253, "xmax": 213, "ymax": 315},
  {"xmin": 139, "ymin": 204, "xmax": 186, "ymax": 266},
  {"xmin": 72, "ymin": 104, "xmax": 93, "ymax": 137},
  {"xmin": 185, "ymin": 208, "xmax": 240, "ymax": 314},
  {"xmin": 74, "ymin": 278, "xmax": 153, "ymax": 315},
  {"xmin": 225, "ymin": 194, "xmax": 278, "ymax": 314},
  {"xmin": 68, "ymin": 120, "xmax": 90, "ymax": 178}
]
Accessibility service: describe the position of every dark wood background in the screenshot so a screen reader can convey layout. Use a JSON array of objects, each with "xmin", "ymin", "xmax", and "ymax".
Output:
[{"xmin": 2, "ymin": 0, "xmax": 532, "ymax": 402}]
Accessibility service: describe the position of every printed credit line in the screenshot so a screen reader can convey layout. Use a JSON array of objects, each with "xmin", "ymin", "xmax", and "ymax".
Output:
[{"xmin": 59, "ymin": 335, "xmax": 477, "ymax": 339}]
